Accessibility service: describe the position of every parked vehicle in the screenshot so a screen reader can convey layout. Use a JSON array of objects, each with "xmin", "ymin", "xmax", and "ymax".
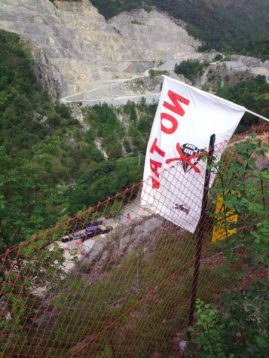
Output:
[
  {"xmin": 85, "ymin": 224, "xmax": 101, "ymax": 238},
  {"xmin": 72, "ymin": 220, "xmax": 103, "ymax": 232},
  {"xmin": 85, "ymin": 224, "xmax": 112, "ymax": 238},
  {"xmin": 61, "ymin": 222, "xmax": 112, "ymax": 243}
]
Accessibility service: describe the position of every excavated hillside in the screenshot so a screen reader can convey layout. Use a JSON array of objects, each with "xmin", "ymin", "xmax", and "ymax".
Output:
[
  {"xmin": 108, "ymin": 9, "xmax": 200, "ymax": 62},
  {"xmin": 92, "ymin": 0, "xmax": 269, "ymax": 58},
  {"xmin": 0, "ymin": 0, "xmax": 200, "ymax": 101},
  {"xmin": 0, "ymin": 0, "xmax": 268, "ymax": 105},
  {"xmin": 0, "ymin": 0, "xmax": 144, "ymax": 97}
]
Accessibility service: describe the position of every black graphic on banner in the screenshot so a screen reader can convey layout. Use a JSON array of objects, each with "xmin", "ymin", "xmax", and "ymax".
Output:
[{"xmin": 166, "ymin": 143, "xmax": 207, "ymax": 174}]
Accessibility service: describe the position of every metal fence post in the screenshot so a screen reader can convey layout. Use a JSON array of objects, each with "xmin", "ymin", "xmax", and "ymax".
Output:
[{"xmin": 187, "ymin": 134, "xmax": 216, "ymax": 335}]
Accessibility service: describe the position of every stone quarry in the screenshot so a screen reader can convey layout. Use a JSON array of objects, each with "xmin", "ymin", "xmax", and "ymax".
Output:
[
  {"xmin": 0, "ymin": 0, "xmax": 268, "ymax": 105},
  {"xmin": 0, "ymin": 0, "xmax": 200, "ymax": 102}
]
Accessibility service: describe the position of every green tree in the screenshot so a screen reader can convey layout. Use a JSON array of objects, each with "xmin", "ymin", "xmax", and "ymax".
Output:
[
  {"xmin": 174, "ymin": 60, "xmax": 206, "ymax": 83},
  {"xmin": 218, "ymin": 76, "xmax": 269, "ymax": 133},
  {"xmin": 187, "ymin": 136, "xmax": 269, "ymax": 357}
]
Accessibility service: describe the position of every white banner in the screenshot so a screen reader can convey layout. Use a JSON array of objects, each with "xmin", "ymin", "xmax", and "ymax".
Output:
[{"xmin": 141, "ymin": 76, "xmax": 246, "ymax": 233}]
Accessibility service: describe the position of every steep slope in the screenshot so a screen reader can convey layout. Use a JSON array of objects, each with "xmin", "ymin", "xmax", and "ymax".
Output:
[
  {"xmin": 0, "ymin": 29, "xmax": 83, "ymax": 248},
  {"xmin": 0, "ymin": 0, "xmax": 202, "ymax": 102},
  {"xmin": 1, "ymin": 26, "xmax": 269, "ymax": 250},
  {"xmin": 0, "ymin": 28, "xmax": 157, "ymax": 249},
  {"xmin": 92, "ymin": 0, "xmax": 269, "ymax": 58},
  {"xmin": 109, "ymin": 9, "xmax": 200, "ymax": 62},
  {"xmin": 0, "ymin": 0, "xmax": 143, "ymax": 98}
]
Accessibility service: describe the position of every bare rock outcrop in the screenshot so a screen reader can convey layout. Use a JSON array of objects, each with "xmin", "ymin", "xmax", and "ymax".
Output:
[
  {"xmin": 109, "ymin": 9, "xmax": 201, "ymax": 62},
  {"xmin": 0, "ymin": 0, "xmax": 201, "ymax": 101},
  {"xmin": 2, "ymin": 1, "xmax": 266, "ymax": 105},
  {"xmin": 0, "ymin": 0, "xmax": 143, "ymax": 97}
]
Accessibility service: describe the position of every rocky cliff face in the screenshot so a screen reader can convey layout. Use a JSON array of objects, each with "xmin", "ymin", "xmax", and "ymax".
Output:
[
  {"xmin": 109, "ymin": 9, "xmax": 200, "ymax": 62},
  {"xmin": 1, "ymin": 0, "xmax": 268, "ymax": 105},
  {"xmin": 0, "ymin": 0, "xmax": 200, "ymax": 99},
  {"xmin": 0, "ymin": 0, "xmax": 144, "ymax": 97}
]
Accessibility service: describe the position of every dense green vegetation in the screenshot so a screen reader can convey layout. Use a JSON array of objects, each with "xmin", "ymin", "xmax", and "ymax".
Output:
[
  {"xmin": 82, "ymin": 101, "xmax": 155, "ymax": 159},
  {"xmin": 66, "ymin": 156, "xmax": 144, "ymax": 215},
  {"xmin": 217, "ymin": 75, "xmax": 269, "ymax": 132},
  {"xmin": 188, "ymin": 281, "xmax": 269, "ymax": 357},
  {"xmin": 64, "ymin": 101, "xmax": 157, "ymax": 214},
  {"xmin": 174, "ymin": 60, "xmax": 207, "ymax": 83},
  {"xmin": 0, "ymin": 30, "xmax": 155, "ymax": 250},
  {"xmin": 186, "ymin": 137, "xmax": 269, "ymax": 356},
  {"xmin": 0, "ymin": 4, "xmax": 268, "ymax": 356},
  {"xmin": 1, "ymin": 137, "xmax": 268, "ymax": 356},
  {"xmin": 91, "ymin": 0, "xmax": 269, "ymax": 59},
  {"xmin": 0, "ymin": 30, "xmax": 81, "ymax": 250},
  {"xmin": 0, "ymin": 28, "xmax": 268, "ymax": 251}
]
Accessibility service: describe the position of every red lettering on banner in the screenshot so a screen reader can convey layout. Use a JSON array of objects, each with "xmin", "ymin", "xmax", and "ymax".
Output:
[
  {"xmin": 150, "ymin": 159, "xmax": 162, "ymax": 178},
  {"xmin": 149, "ymin": 90, "xmax": 190, "ymax": 188},
  {"xmin": 151, "ymin": 177, "xmax": 160, "ymax": 189},
  {"xmin": 149, "ymin": 138, "xmax": 165, "ymax": 189},
  {"xmin": 163, "ymin": 90, "xmax": 190, "ymax": 117},
  {"xmin": 161, "ymin": 112, "xmax": 178, "ymax": 134},
  {"xmin": 150, "ymin": 138, "xmax": 166, "ymax": 157}
]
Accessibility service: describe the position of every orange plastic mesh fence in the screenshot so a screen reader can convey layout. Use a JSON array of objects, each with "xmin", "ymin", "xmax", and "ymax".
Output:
[{"xmin": 0, "ymin": 129, "xmax": 268, "ymax": 357}]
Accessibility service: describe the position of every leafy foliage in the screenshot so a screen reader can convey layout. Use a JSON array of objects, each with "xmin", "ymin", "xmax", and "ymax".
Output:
[
  {"xmin": 65, "ymin": 156, "xmax": 144, "ymax": 215},
  {"xmin": 188, "ymin": 278, "xmax": 269, "ymax": 357},
  {"xmin": 84, "ymin": 104, "xmax": 124, "ymax": 159},
  {"xmin": 1, "ymin": 26, "xmax": 268, "ymax": 253},
  {"xmin": 83, "ymin": 101, "xmax": 156, "ymax": 158},
  {"xmin": 0, "ymin": 30, "xmax": 80, "ymax": 249},
  {"xmin": 212, "ymin": 136, "xmax": 269, "ymax": 267},
  {"xmin": 187, "ymin": 136, "xmax": 269, "ymax": 357},
  {"xmin": 217, "ymin": 76, "xmax": 269, "ymax": 133},
  {"xmin": 1, "ymin": 133, "xmax": 268, "ymax": 356},
  {"xmin": 174, "ymin": 60, "xmax": 207, "ymax": 83},
  {"xmin": 188, "ymin": 300, "xmax": 226, "ymax": 358},
  {"xmin": 0, "ymin": 30, "xmax": 157, "ymax": 250}
]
